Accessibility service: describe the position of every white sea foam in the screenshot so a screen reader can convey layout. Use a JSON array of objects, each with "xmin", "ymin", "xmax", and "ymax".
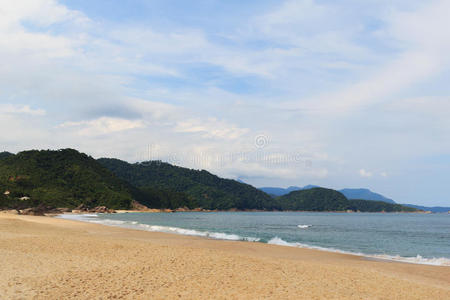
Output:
[
  {"xmin": 57, "ymin": 213, "xmax": 99, "ymax": 220},
  {"xmin": 370, "ymin": 254, "xmax": 450, "ymax": 266},
  {"xmin": 137, "ymin": 224, "xmax": 260, "ymax": 242},
  {"xmin": 57, "ymin": 214, "xmax": 260, "ymax": 242},
  {"xmin": 297, "ymin": 224, "xmax": 312, "ymax": 229},
  {"xmin": 267, "ymin": 237, "xmax": 450, "ymax": 266}
]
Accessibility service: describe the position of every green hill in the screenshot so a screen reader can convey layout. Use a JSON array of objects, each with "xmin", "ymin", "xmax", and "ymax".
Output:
[
  {"xmin": 98, "ymin": 158, "xmax": 274, "ymax": 210},
  {"xmin": 348, "ymin": 199, "xmax": 418, "ymax": 212},
  {"xmin": 0, "ymin": 152, "xmax": 14, "ymax": 160},
  {"xmin": 276, "ymin": 188, "xmax": 349, "ymax": 211},
  {"xmin": 276, "ymin": 188, "xmax": 419, "ymax": 212},
  {"xmin": 0, "ymin": 149, "xmax": 147, "ymax": 210}
]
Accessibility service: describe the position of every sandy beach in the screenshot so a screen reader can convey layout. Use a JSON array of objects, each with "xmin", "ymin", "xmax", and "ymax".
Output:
[{"xmin": 0, "ymin": 213, "xmax": 449, "ymax": 299}]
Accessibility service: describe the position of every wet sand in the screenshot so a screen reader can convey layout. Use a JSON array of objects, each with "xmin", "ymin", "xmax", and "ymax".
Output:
[{"xmin": 0, "ymin": 213, "xmax": 449, "ymax": 299}]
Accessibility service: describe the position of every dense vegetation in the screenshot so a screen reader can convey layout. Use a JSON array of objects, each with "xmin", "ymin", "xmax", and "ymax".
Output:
[
  {"xmin": 0, "ymin": 152, "xmax": 13, "ymax": 160},
  {"xmin": 140, "ymin": 187, "xmax": 196, "ymax": 209},
  {"xmin": 0, "ymin": 149, "xmax": 147, "ymax": 210},
  {"xmin": 98, "ymin": 158, "xmax": 274, "ymax": 210}
]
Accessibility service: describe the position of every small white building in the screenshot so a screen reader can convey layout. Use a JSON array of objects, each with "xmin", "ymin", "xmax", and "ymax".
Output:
[
  {"xmin": 3, "ymin": 190, "xmax": 10, "ymax": 196},
  {"xmin": 19, "ymin": 196, "xmax": 30, "ymax": 201}
]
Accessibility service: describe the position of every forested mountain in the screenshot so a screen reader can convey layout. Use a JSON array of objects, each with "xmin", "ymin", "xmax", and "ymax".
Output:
[
  {"xmin": 0, "ymin": 149, "xmax": 422, "ymax": 213},
  {"xmin": 0, "ymin": 149, "xmax": 147, "ymax": 209},
  {"xmin": 98, "ymin": 158, "xmax": 274, "ymax": 210}
]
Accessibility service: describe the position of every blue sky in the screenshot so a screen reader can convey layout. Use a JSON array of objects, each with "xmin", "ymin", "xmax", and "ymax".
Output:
[{"xmin": 1, "ymin": 0, "xmax": 450, "ymax": 206}]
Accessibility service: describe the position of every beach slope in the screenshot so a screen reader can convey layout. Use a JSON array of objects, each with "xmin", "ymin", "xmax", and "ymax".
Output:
[{"xmin": 0, "ymin": 213, "xmax": 449, "ymax": 299}]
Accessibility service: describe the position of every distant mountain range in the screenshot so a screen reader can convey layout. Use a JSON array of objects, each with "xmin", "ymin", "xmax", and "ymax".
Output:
[
  {"xmin": 339, "ymin": 188, "xmax": 395, "ymax": 204},
  {"xmin": 259, "ymin": 185, "xmax": 449, "ymax": 213},
  {"xmin": 259, "ymin": 186, "xmax": 395, "ymax": 203},
  {"xmin": 258, "ymin": 186, "xmax": 306, "ymax": 196}
]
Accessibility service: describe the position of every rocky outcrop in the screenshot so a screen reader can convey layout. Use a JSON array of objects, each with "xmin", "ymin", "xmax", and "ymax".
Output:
[
  {"xmin": 19, "ymin": 204, "xmax": 50, "ymax": 216},
  {"xmin": 73, "ymin": 203, "xmax": 88, "ymax": 212},
  {"xmin": 190, "ymin": 207, "xmax": 204, "ymax": 212},
  {"xmin": 130, "ymin": 200, "xmax": 149, "ymax": 211},
  {"xmin": 90, "ymin": 206, "xmax": 116, "ymax": 213},
  {"xmin": 175, "ymin": 206, "xmax": 190, "ymax": 212},
  {"xmin": 2, "ymin": 204, "xmax": 116, "ymax": 215}
]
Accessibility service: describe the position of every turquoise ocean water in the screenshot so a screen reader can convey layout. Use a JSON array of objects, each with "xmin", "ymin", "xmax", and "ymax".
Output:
[{"xmin": 59, "ymin": 212, "xmax": 450, "ymax": 266}]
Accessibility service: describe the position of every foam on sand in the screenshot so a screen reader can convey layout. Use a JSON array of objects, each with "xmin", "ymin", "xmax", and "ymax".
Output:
[
  {"xmin": 267, "ymin": 237, "xmax": 450, "ymax": 266},
  {"xmin": 57, "ymin": 213, "xmax": 260, "ymax": 242}
]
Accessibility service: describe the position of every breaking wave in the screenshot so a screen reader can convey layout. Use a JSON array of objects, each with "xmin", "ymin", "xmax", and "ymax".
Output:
[{"xmin": 297, "ymin": 224, "xmax": 312, "ymax": 229}]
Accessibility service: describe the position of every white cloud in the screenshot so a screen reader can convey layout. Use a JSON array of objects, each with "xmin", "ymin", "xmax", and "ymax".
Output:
[
  {"xmin": 0, "ymin": 104, "xmax": 45, "ymax": 116},
  {"xmin": 280, "ymin": 0, "xmax": 450, "ymax": 114},
  {"xmin": 59, "ymin": 117, "xmax": 145, "ymax": 136},
  {"xmin": 175, "ymin": 118, "xmax": 249, "ymax": 140},
  {"xmin": 0, "ymin": 0, "xmax": 87, "ymax": 29},
  {"xmin": 359, "ymin": 169, "xmax": 373, "ymax": 178}
]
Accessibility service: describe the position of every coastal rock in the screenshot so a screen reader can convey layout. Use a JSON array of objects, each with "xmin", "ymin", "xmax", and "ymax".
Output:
[
  {"xmin": 89, "ymin": 206, "xmax": 116, "ymax": 213},
  {"xmin": 74, "ymin": 204, "xmax": 89, "ymax": 211},
  {"xmin": 91, "ymin": 206, "xmax": 108, "ymax": 213},
  {"xmin": 175, "ymin": 207, "xmax": 189, "ymax": 212},
  {"xmin": 131, "ymin": 200, "xmax": 149, "ymax": 211},
  {"xmin": 19, "ymin": 208, "xmax": 45, "ymax": 216},
  {"xmin": 56, "ymin": 207, "xmax": 71, "ymax": 213}
]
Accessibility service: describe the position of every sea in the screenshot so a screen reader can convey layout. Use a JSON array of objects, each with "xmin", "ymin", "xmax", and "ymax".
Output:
[{"xmin": 58, "ymin": 211, "xmax": 450, "ymax": 266}]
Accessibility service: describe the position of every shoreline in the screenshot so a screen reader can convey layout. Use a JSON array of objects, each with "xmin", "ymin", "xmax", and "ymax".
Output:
[
  {"xmin": 115, "ymin": 209, "xmax": 432, "ymax": 214},
  {"xmin": 1, "ymin": 213, "xmax": 449, "ymax": 299},
  {"xmin": 1, "ymin": 207, "xmax": 434, "ymax": 218},
  {"xmin": 58, "ymin": 212, "xmax": 450, "ymax": 267}
]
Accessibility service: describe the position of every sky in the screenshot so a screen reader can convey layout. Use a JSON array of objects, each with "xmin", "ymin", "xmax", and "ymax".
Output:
[{"xmin": 1, "ymin": 0, "xmax": 450, "ymax": 206}]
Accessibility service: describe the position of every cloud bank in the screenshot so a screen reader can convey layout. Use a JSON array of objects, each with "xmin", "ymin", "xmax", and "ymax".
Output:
[{"xmin": 1, "ymin": 0, "xmax": 449, "ymax": 205}]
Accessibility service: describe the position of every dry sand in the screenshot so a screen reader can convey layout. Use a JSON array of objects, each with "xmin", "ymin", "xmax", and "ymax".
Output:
[{"xmin": 0, "ymin": 213, "xmax": 449, "ymax": 299}]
